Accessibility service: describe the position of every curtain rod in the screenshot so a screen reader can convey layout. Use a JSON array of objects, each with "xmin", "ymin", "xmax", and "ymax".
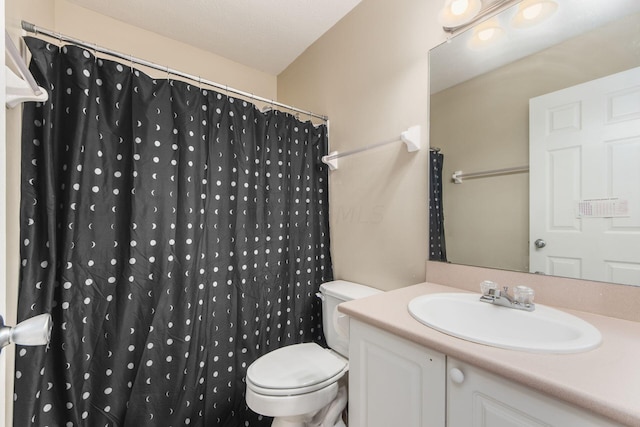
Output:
[{"xmin": 20, "ymin": 20, "xmax": 328, "ymax": 122}]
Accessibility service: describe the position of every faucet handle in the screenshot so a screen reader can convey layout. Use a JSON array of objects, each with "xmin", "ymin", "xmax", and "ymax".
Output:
[
  {"xmin": 514, "ymin": 285, "xmax": 535, "ymax": 305},
  {"xmin": 480, "ymin": 280, "xmax": 498, "ymax": 295}
]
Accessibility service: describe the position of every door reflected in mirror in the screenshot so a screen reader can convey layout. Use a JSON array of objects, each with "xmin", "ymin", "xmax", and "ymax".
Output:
[{"xmin": 429, "ymin": 0, "xmax": 640, "ymax": 286}]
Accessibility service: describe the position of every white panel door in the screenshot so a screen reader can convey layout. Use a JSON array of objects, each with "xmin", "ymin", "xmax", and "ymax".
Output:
[{"xmin": 529, "ymin": 67, "xmax": 640, "ymax": 286}]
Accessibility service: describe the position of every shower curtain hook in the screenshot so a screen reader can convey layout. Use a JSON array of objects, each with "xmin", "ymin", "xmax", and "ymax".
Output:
[
  {"xmin": 166, "ymin": 65, "xmax": 171, "ymax": 81},
  {"xmin": 129, "ymin": 54, "xmax": 134, "ymax": 72},
  {"xmin": 57, "ymin": 31, "xmax": 62, "ymax": 51},
  {"xmin": 93, "ymin": 43, "xmax": 98, "ymax": 63}
]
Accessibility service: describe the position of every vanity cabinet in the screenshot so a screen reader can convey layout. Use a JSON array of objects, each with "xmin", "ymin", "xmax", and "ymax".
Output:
[
  {"xmin": 349, "ymin": 321, "xmax": 622, "ymax": 427},
  {"xmin": 447, "ymin": 358, "xmax": 622, "ymax": 427},
  {"xmin": 348, "ymin": 319, "xmax": 446, "ymax": 427}
]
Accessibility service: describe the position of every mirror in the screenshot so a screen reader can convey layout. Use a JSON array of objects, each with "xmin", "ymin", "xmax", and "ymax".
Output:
[{"xmin": 429, "ymin": 0, "xmax": 640, "ymax": 286}]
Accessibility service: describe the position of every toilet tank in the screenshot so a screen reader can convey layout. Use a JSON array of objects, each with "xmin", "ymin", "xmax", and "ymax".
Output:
[{"xmin": 319, "ymin": 280, "xmax": 382, "ymax": 358}]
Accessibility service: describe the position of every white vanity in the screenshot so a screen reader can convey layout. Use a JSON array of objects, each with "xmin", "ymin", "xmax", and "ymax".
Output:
[{"xmin": 340, "ymin": 282, "xmax": 640, "ymax": 427}]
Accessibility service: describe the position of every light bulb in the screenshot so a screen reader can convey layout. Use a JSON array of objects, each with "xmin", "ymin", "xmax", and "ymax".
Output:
[
  {"xmin": 450, "ymin": 0, "xmax": 470, "ymax": 16},
  {"xmin": 522, "ymin": 3, "xmax": 543, "ymax": 20},
  {"xmin": 478, "ymin": 28, "xmax": 496, "ymax": 41},
  {"xmin": 439, "ymin": 0, "xmax": 482, "ymax": 29},
  {"xmin": 511, "ymin": 0, "xmax": 558, "ymax": 29},
  {"xmin": 468, "ymin": 18, "xmax": 504, "ymax": 49}
]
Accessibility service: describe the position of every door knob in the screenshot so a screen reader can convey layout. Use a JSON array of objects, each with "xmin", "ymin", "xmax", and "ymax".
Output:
[
  {"xmin": 449, "ymin": 368, "xmax": 465, "ymax": 384},
  {"xmin": 534, "ymin": 239, "xmax": 546, "ymax": 248}
]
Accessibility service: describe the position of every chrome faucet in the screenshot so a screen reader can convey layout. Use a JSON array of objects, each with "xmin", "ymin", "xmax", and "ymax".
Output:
[{"xmin": 479, "ymin": 282, "xmax": 535, "ymax": 312}]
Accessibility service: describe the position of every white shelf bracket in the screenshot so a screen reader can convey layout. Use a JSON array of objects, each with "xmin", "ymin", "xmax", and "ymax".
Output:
[
  {"xmin": 322, "ymin": 151, "xmax": 339, "ymax": 171},
  {"xmin": 400, "ymin": 125, "xmax": 421, "ymax": 152}
]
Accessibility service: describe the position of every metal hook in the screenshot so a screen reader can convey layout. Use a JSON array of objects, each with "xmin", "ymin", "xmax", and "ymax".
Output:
[
  {"xmin": 166, "ymin": 65, "xmax": 171, "ymax": 81},
  {"xmin": 129, "ymin": 54, "xmax": 134, "ymax": 72}
]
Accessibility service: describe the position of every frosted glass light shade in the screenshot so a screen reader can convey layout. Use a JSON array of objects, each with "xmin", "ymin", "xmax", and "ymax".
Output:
[
  {"xmin": 468, "ymin": 18, "xmax": 505, "ymax": 49},
  {"xmin": 439, "ymin": 0, "xmax": 483, "ymax": 29},
  {"xmin": 511, "ymin": 0, "xmax": 558, "ymax": 28}
]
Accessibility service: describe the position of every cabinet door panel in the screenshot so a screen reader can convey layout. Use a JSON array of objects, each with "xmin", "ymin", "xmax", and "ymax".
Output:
[
  {"xmin": 349, "ymin": 320, "xmax": 446, "ymax": 427},
  {"xmin": 447, "ymin": 358, "xmax": 622, "ymax": 427},
  {"xmin": 472, "ymin": 393, "xmax": 550, "ymax": 427}
]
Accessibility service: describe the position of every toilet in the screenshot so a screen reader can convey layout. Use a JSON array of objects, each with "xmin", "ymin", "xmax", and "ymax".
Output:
[{"xmin": 245, "ymin": 280, "xmax": 381, "ymax": 427}]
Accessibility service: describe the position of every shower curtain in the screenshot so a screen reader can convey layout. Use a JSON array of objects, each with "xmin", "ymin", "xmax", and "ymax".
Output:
[
  {"xmin": 429, "ymin": 150, "xmax": 447, "ymax": 261},
  {"xmin": 14, "ymin": 37, "xmax": 333, "ymax": 427}
]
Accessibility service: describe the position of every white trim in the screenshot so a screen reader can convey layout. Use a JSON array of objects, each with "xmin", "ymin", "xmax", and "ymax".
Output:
[{"xmin": 0, "ymin": 1, "xmax": 9, "ymax": 425}]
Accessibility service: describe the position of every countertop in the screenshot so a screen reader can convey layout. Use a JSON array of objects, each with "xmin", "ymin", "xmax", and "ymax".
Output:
[{"xmin": 338, "ymin": 282, "xmax": 640, "ymax": 427}]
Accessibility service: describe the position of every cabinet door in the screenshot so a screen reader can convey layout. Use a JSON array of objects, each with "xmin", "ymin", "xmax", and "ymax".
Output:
[
  {"xmin": 447, "ymin": 358, "xmax": 623, "ymax": 427},
  {"xmin": 349, "ymin": 320, "xmax": 446, "ymax": 427}
]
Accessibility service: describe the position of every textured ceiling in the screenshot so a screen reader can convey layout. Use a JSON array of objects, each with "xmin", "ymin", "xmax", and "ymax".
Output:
[{"xmin": 68, "ymin": 0, "xmax": 362, "ymax": 75}]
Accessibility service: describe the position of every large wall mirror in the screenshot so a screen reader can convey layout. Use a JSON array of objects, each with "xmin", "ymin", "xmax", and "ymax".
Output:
[{"xmin": 429, "ymin": 0, "xmax": 640, "ymax": 286}]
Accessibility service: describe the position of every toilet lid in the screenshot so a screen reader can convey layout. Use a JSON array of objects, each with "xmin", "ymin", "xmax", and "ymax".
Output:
[{"xmin": 247, "ymin": 343, "xmax": 347, "ymax": 390}]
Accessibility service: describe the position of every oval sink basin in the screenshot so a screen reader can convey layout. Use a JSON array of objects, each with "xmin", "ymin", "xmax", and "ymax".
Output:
[{"xmin": 408, "ymin": 293, "xmax": 601, "ymax": 353}]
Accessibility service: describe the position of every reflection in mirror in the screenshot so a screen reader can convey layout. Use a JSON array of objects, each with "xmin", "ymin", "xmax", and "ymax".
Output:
[{"xmin": 429, "ymin": 0, "xmax": 640, "ymax": 286}]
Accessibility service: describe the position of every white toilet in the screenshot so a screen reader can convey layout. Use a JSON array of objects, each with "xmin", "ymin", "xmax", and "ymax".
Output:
[{"xmin": 245, "ymin": 280, "xmax": 381, "ymax": 427}]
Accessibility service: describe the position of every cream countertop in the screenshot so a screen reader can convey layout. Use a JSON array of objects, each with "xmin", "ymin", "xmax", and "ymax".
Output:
[{"xmin": 338, "ymin": 282, "xmax": 640, "ymax": 427}]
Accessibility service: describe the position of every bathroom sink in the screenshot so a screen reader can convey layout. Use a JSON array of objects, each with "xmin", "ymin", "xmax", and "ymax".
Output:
[{"xmin": 408, "ymin": 293, "xmax": 601, "ymax": 353}]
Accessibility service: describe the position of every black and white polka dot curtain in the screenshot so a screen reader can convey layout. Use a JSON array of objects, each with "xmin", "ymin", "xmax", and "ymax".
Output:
[
  {"xmin": 429, "ymin": 151, "xmax": 447, "ymax": 262},
  {"xmin": 14, "ymin": 37, "xmax": 333, "ymax": 427}
]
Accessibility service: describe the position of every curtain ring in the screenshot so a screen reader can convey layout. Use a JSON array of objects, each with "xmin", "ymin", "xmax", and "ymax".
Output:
[
  {"xmin": 93, "ymin": 43, "xmax": 98, "ymax": 64},
  {"xmin": 129, "ymin": 54, "xmax": 134, "ymax": 72},
  {"xmin": 166, "ymin": 66, "xmax": 171, "ymax": 81}
]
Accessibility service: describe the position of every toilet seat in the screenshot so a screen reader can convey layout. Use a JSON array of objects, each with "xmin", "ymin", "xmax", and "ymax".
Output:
[{"xmin": 246, "ymin": 343, "xmax": 348, "ymax": 397}]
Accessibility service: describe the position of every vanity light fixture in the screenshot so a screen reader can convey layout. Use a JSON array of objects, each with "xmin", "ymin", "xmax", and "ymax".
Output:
[
  {"xmin": 511, "ymin": 0, "xmax": 558, "ymax": 28},
  {"xmin": 440, "ymin": 0, "xmax": 519, "ymax": 33}
]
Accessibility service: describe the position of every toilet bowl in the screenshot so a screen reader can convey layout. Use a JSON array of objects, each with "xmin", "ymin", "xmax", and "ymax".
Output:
[{"xmin": 245, "ymin": 280, "xmax": 381, "ymax": 427}]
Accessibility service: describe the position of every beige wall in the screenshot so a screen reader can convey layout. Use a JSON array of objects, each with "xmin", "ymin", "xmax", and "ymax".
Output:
[
  {"xmin": 430, "ymin": 14, "xmax": 640, "ymax": 273},
  {"xmin": 278, "ymin": 0, "xmax": 447, "ymax": 290}
]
